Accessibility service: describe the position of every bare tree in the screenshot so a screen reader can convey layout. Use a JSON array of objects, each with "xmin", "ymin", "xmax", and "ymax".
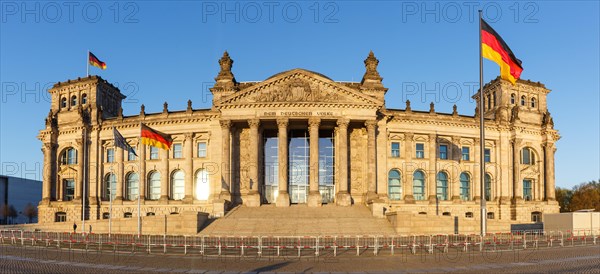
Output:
[{"xmin": 23, "ymin": 203, "xmax": 38, "ymax": 223}]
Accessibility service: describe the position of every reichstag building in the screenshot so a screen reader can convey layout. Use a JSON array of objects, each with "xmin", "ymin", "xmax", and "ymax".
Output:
[{"xmin": 37, "ymin": 52, "xmax": 559, "ymax": 227}]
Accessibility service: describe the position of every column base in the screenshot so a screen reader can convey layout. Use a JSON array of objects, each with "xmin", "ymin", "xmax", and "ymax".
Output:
[
  {"xmin": 428, "ymin": 195, "xmax": 438, "ymax": 204},
  {"xmin": 451, "ymin": 196, "xmax": 462, "ymax": 203},
  {"xmin": 159, "ymin": 195, "xmax": 169, "ymax": 202},
  {"xmin": 335, "ymin": 192, "xmax": 352, "ymax": 206},
  {"xmin": 183, "ymin": 195, "xmax": 194, "ymax": 204},
  {"xmin": 364, "ymin": 191, "xmax": 381, "ymax": 204},
  {"xmin": 219, "ymin": 191, "xmax": 232, "ymax": 202},
  {"xmin": 276, "ymin": 192, "xmax": 290, "ymax": 207},
  {"xmin": 403, "ymin": 195, "xmax": 415, "ymax": 204},
  {"xmin": 307, "ymin": 191, "xmax": 322, "ymax": 207},
  {"xmin": 243, "ymin": 191, "xmax": 261, "ymax": 207}
]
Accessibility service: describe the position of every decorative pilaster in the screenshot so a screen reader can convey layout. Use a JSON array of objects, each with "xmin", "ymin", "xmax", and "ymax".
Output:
[
  {"xmin": 428, "ymin": 134, "xmax": 437, "ymax": 203},
  {"xmin": 159, "ymin": 147, "xmax": 169, "ymax": 201},
  {"xmin": 512, "ymin": 138, "xmax": 522, "ymax": 202},
  {"xmin": 365, "ymin": 120, "xmax": 379, "ymax": 203},
  {"xmin": 75, "ymin": 138, "xmax": 84, "ymax": 201},
  {"xmin": 41, "ymin": 143, "xmax": 55, "ymax": 204},
  {"xmin": 307, "ymin": 117, "xmax": 322, "ymax": 207},
  {"xmin": 115, "ymin": 144, "xmax": 124, "ymax": 202},
  {"xmin": 245, "ymin": 119, "xmax": 261, "ymax": 207},
  {"xmin": 219, "ymin": 120, "xmax": 232, "ymax": 201},
  {"xmin": 451, "ymin": 136, "xmax": 462, "ymax": 202},
  {"xmin": 183, "ymin": 133, "xmax": 194, "ymax": 202},
  {"xmin": 473, "ymin": 138, "xmax": 481, "ymax": 201},
  {"xmin": 403, "ymin": 133, "xmax": 415, "ymax": 202},
  {"xmin": 544, "ymin": 142, "xmax": 556, "ymax": 201},
  {"xmin": 139, "ymin": 142, "xmax": 146, "ymax": 200},
  {"xmin": 276, "ymin": 118, "xmax": 290, "ymax": 207},
  {"xmin": 336, "ymin": 118, "xmax": 351, "ymax": 206}
]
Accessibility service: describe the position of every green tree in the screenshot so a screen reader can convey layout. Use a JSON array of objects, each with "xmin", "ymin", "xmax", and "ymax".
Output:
[
  {"xmin": 555, "ymin": 187, "xmax": 573, "ymax": 212},
  {"xmin": 570, "ymin": 180, "xmax": 600, "ymax": 212}
]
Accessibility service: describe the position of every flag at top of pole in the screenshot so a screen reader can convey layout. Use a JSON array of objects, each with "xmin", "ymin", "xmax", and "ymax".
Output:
[
  {"xmin": 89, "ymin": 51, "xmax": 107, "ymax": 70},
  {"xmin": 480, "ymin": 18, "xmax": 524, "ymax": 84}
]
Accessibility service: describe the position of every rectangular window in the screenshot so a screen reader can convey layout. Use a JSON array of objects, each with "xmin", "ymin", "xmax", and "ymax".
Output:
[
  {"xmin": 415, "ymin": 143, "xmax": 424, "ymax": 159},
  {"xmin": 439, "ymin": 145, "xmax": 448, "ymax": 159},
  {"xmin": 63, "ymin": 179, "xmax": 75, "ymax": 201},
  {"xmin": 484, "ymin": 148, "xmax": 491, "ymax": 163},
  {"xmin": 106, "ymin": 148, "xmax": 114, "ymax": 163},
  {"xmin": 128, "ymin": 148, "xmax": 137, "ymax": 161},
  {"xmin": 391, "ymin": 142, "xmax": 400, "ymax": 158},
  {"xmin": 149, "ymin": 147, "xmax": 159, "ymax": 160},
  {"xmin": 173, "ymin": 143, "xmax": 183, "ymax": 158},
  {"xmin": 197, "ymin": 142, "xmax": 207, "ymax": 158},
  {"xmin": 462, "ymin": 147, "xmax": 470, "ymax": 161},
  {"xmin": 523, "ymin": 179, "xmax": 533, "ymax": 201}
]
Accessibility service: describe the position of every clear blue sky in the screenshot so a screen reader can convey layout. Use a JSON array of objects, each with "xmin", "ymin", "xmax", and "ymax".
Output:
[{"xmin": 1, "ymin": 1, "xmax": 598, "ymax": 189}]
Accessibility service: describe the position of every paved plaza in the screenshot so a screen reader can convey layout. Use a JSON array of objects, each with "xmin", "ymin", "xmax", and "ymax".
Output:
[{"xmin": 1, "ymin": 243, "xmax": 598, "ymax": 273}]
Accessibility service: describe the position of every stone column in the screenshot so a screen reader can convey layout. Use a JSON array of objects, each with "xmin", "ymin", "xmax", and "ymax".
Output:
[
  {"xmin": 219, "ymin": 120, "xmax": 232, "ymax": 201},
  {"xmin": 276, "ymin": 118, "xmax": 290, "ymax": 207},
  {"xmin": 428, "ymin": 134, "xmax": 437, "ymax": 203},
  {"xmin": 184, "ymin": 133, "xmax": 194, "ymax": 202},
  {"xmin": 75, "ymin": 138, "xmax": 84, "ymax": 201},
  {"xmin": 451, "ymin": 136, "xmax": 462, "ymax": 201},
  {"xmin": 307, "ymin": 117, "xmax": 322, "ymax": 207},
  {"xmin": 473, "ymin": 138, "xmax": 481, "ymax": 201},
  {"xmin": 544, "ymin": 142, "xmax": 556, "ymax": 201},
  {"xmin": 116, "ymin": 146, "xmax": 124, "ymax": 201},
  {"xmin": 41, "ymin": 143, "xmax": 54, "ymax": 203},
  {"xmin": 336, "ymin": 118, "xmax": 351, "ymax": 206},
  {"xmin": 404, "ymin": 133, "xmax": 414, "ymax": 202},
  {"xmin": 160, "ymin": 148, "xmax": 169, "ymax": 200},
  {"xmin": 245, "ymin": 119, "xmax": 261, "ymax": 207},
  {"xmin": 365, "ymin": 120, "xmax": 378, "ymax": 202},
  {"xmin": 139, "ymin": 142, "xmax": 146, "ymax": 200},
  {"xmin": 512, "ymin": 139, "xmax": 522, "ymax": 201}
]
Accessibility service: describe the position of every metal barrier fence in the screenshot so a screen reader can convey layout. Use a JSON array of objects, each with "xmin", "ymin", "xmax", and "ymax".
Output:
[{"xmin": 1, "ymin": 229, "xmax": 598, "ymax": 257}]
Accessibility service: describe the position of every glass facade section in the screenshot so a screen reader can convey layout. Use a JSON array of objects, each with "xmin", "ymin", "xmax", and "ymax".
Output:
[
  {"xmin": 289, "ymin": 130, "xmax": 309, "ymax": 203},
  {"xmin": 318, "ymin": 130, "xmax": 335, "ymax": 204},
  {"xmin": 263, "ymin": 131, "xmax": 279, "ymax": 204}
]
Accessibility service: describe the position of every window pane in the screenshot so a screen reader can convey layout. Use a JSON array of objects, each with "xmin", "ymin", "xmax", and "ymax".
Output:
[
  {"xmin": 64, "ymin": 179, "xmax": 75, "ymax": 201},
  {"xmin": 485, "ymin": 174, "xmax": 492, "ymax": 201},
  {"xmin": 391, "ymin": 142, "xmax": 400, "ymax": 158},
  {"xmin": 197, "ymin": 142, "xmax": 207, "ymax": 157},
  {"xmin": 523, "ymin": 179, "xmax": 532, "ymax": 200},
  {"xmin": 128, "ymin": 148, "xmax": 137, "ymax": 161},
  {"xmin": 413, "ymin": 171, "xmax": 425, "ymax": 200},
  {"xmin": 126, "ymin": 173, "xmax": 139, "ymax": 200},
  {"xmin": 416, "ymin": 143, "xmax": 424, "ymax": 159},
  {"xmin": 388, "ymin": 170, "xmax": 401, "ymax": 200},
  {"xmin": 150, "ymin": 147, "xmax": 159, "ymax": 160},
  {"xmin": 171, "ymin": 171, "xmax": 185, "ymax": 200},
  {"xmin": 107, "ymin": 148, "xmax": 114, "ymax": 163},
  {"xmin": 439, "ymin": 145, "xmax": 447, "ymax": 159},
  {"xmin": 436, "ymin": 172, "xmax": 448, "ymax": 200},
  {"xmin": 484, "ymin": 149, "xmax": 491, "ymax": 163},
  {"xmin": 173, "ymin": 144, "xmax": 182, "ymax": 158},
  {"xmin": 460, "ymin": 173, "xmax": 470, "ymax": 201},
  {"xmin": 462, "ymin": 147, "xmax": 470, "ymax": 161},
  {"xmin": 148, "ymin": 172, "xmax": 161, "ymax": 200}
]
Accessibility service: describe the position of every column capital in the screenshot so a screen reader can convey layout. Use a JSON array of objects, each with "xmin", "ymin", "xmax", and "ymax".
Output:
[
  {"xmin": 276, "ymin": 118, "xmax": 289, "ymax": 128},
  {"xmin": 336, "ymin": 118, "xmax": 350, "ymax": 128},
  {"xmin": 219, "ymin": 119, "xmax": 231, "ymax": 129},
  {"xmin": 75, "ymin": 138, "xmax": 84, "ymax": 147},
  {"xmin": 543, "ymin": 142, "xmax": 555, "ymax": 149},
  {"xmin": 428, "ymin": 133, "xmax": 437, "ymax": 140},
  {"xmin": 364, "ymin": 119, "xmax": 377, "ymax": 129},
  {"xmin": 248, "ymin": 118, "xmax": 260, "ymax": 129},
  {"xmin": 512, "ymin": 138, "xmax": 523, "ymax": 146},
  {"xmin": 308, "ymin": 117, "xmax": 320, "ymax": 128},
  {"xmin": 451, "ymin": 136, "xmax": 461, "ymax": 143},
  {"xmin": 184, "ymin": 132, "xmax": 194, "ymax": 140}
]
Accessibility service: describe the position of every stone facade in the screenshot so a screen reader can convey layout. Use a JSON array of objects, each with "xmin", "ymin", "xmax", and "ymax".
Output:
[{"xmin": 37, "ymin": 51, "xmax": 559, "ymax": 229}]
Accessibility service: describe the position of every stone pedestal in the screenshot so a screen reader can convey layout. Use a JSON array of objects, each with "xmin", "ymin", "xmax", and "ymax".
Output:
[
  {"xmin": 335, "ymin": 192, "xmax": 352, "ymax": 206},
  {"xmin": 370, "ymin": 201, "xmax": 387, "ymax": 218},
  {"xmin": 244, "ymin": 192, "xmax": 261, "ymax": 207},
  {"xmin": 364, "ymin": 191, "xmax": 379, "ymax": 204},
  {"xmin": 276, "ymin": 192, "xmax": 290, "ymax": 207},
  {"xmin": 307, "ymin": 191, "xmax": 322, "ymax": 207}
]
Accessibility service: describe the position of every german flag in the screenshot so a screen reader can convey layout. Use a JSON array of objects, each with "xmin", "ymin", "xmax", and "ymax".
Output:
[
  {"xmin": 481, "ymin": 19, "xmax": 523, "ymax": 84},
  {"xmin": 141, "ymin": 123, "xmax": 172, "ymax": 150},
  {"xmin": 89, "ymin": 52, "xmax": 107, "ymax": 70}
]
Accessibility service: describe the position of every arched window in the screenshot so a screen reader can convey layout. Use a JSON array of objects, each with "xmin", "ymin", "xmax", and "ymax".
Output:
[
  {"xmin": 126, "ymin": 172, "xmax": 139, "ymax": 201},
  {"xmin": 460, "ymin": 172, "xmax": 470, "ymax": 201},
  {"xmin": 194, "ymin": 169, "xmax": 209, "ymax": 201},
  {"xmin": 388, "ymin": 169, "xmax": 402, "ymax": 200},
  {"xmin": 124, "ymin": 212, "xmax": 133, "ymax": 218},
  {"xmin": 104, "ymin": 173, "xmax": 116, "ymax": 201},
  {"xmin": 413, "ymin": 171, "xmax": 425, "ymax": 200},
  {"xmin": 485, "ymin": 174, "xmax": 492, "ymax": 201},
  {"xmin": 81, "ymin": 94, "xmax": 87, "ymax": 105},
  {"xmin": 55, "ymin": 212, "xmax": 67, "ymax": 222},
  {"xmin": 71, "ymin": 95, "xmax": 77, "ymax": 106},
  {"xmin": 61, "ymin": 97, "xmax": 67, "ymax": 108},
  {"xmin": 510, "ymin": 93, "xmax": 516, "ymax": 104},
  {"xmin": 531, "ymin": 97, "xmax": 536, "ymax": 108},
  {"xmin": 147, "ymin": 171, "xmax": 161, "ymax": 200},
  {"xmin": 520, "ymin": 95, "xmax": 526, "ymax": 106},
  {"xmin": 436, "ymin": 172, "xmax": 448, "ymax": 200},
  {"xmin": 521, "ymin": 147, "xmax": 535, "ymax": 165},
  {"xmin": 170, "ymin": 170, "xmax": 185, "ymax": 200},
  {"xmin": 61, "ymin": 148, "xmax": 77, "ymax": 165}
]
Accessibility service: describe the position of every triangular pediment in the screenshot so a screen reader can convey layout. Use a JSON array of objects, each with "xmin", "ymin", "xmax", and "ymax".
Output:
[{"xmin": 216, "ymin": 69, "xmax": 382, "ymax": 108}]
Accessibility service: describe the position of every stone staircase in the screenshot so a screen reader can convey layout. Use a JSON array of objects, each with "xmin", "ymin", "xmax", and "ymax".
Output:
[{"xmin": 199, "ymin": 204, "xmax": 396, "ymax": 236}]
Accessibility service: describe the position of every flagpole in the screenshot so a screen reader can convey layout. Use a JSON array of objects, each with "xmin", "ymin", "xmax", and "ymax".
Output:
[
  {"xmin": 82, "ymin": 127, "xmax": 86, "ymax": 233},
  {"xmin": 478, "ymin": 10, "xmax": 487, "ymax": 237},
  {"xmin": 86, "ymin": 50, "xmax": 89, "ymax": 77},
  {"xmin": 137, "ymin": 123, "xmax": 142, "ymax": 237}
]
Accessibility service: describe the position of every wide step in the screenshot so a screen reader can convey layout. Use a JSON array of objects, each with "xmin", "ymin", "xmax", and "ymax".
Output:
[{"xmin": 199, "ymin": 204, "xmax": 396, "ymax": 236}]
